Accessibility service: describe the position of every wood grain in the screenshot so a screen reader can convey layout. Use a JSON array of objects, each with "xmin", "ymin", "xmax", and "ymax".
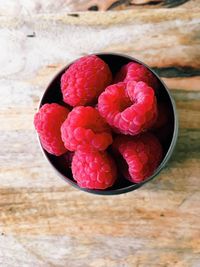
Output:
[
  {"xmin": 0, "ymin": 0, "xmax": 199, "ymax": 14},
  {"xmin": 0, "ymin": 1, "xmax": 200, "ymax": 266}
]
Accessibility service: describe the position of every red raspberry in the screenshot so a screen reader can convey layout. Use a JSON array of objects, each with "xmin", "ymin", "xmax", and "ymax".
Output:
[
  {"xmin": 114, "ymin": 62, "xmax": 158, "ymax": 89},
  {"xmin": 98, "ymin": 81, "xmax": 158, "ymax": 135},
  {"xmin": 72, "ymin": 149, "xmax": 117, "ymax": 189},
  {"xmin": 61, "ymin": 106, "xmax": 113, "ymax": 151},
  {"xmin": 34, "ymin": 103, "xmax": 69, "ymax": 156},
  {"xmin": 113, "ymin": 133, "xmax": 163, "ymax": 183},
  {"xmin": 61, "ymin": 55, "xmax": 112, "ymax": 106}
]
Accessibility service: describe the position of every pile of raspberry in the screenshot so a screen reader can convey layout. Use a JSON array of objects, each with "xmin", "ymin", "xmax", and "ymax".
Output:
[{"xmin": 34, "ymin": 55, "xmax": 167, "ymax": 190}]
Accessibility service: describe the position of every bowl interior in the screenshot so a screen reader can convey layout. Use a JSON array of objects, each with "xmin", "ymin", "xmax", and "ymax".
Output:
[{"xmin": 39, "ymin": 53, "xmax": 177, "ymax": 195}]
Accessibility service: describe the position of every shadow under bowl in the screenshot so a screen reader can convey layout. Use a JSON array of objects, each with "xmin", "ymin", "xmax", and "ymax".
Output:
[{"xmin": 38, "ymin": 53, "xmax": 178, "ymax": 195}]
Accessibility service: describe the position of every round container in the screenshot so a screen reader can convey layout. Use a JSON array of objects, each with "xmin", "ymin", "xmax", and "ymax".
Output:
[{"xmin": 37, "ymin": 53, "xmax": 178, "ymax": 195}]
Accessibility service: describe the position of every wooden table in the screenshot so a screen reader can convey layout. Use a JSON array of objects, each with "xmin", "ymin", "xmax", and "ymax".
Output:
[{"xmin": 0, "ymin": 1, "xmax": 200, "ymax": 266}]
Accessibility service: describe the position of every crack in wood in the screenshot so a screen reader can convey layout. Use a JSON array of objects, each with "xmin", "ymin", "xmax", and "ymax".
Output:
[
  {"xmin": 26, "ymin": 32, "xmax": 36, "ymax": 38},
  {"xmin": 130, "ymin": 0, "xmax": 163, "ymax": 6},
  {"xmin": 107, "ymin": 0, "xmax": 131, "ymax": 10},
  {"xmin": 163, "ymin": 0, "xmax": 190, "ymax": 8},
  {"xmin": 88, "ymin": 5, "xmax": 99, "ymax": 11},
  {"xmin": 153, "ymin": 67, "xmax": 200, "ymax": 78},
  {"xmin": 67, "ymin": 13, "xmax": 79, "ymax": 17},
  {"xmin": 107, "ymin": 0, "xmax": 191, "ymax": 10}
]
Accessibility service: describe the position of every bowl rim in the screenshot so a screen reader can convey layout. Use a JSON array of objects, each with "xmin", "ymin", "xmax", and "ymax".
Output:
[{"xmin": 37, "ymin": 52, "xmax": 179, "ymax": 195}]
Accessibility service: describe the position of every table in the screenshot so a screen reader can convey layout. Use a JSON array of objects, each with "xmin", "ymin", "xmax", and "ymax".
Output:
[{"xmin": 0, "ymin": 1, "xmax": 200, "ymax": 266}]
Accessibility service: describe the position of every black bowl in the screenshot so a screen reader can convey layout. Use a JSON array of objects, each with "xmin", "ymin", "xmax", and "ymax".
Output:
[{"xmin": 37, "ymin": 53, "xmax": 178, "ymax": 195}]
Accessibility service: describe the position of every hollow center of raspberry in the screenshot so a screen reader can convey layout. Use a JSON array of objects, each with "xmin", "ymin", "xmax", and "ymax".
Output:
[{"xmin": 119, "ymin": 98, "xmax": 132, "ymax": 112}]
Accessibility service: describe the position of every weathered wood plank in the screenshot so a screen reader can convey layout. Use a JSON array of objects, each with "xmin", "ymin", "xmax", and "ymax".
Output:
[
  {"xmin": 0, "ymin": 185, "xmax": 199, "ymax": 236},
  {"xmin": 0, "ymin": 3, "xmax": 200, "ymax": 267},
  {"xmin": 0, "ymin": 235, "xmax": 199, "ymax": 267},
  {"xmin": 0, "ymin": 9, "xmax": 199, "ymax": 83},
  {"xmin": 0, "ymin": 0, "xmax": 199, "ymax": 15}
]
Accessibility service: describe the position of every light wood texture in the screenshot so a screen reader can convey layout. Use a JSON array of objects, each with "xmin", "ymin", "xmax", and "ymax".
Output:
[
  {"xmin": 0, "ymin": 1, "xmax": 200, "ymax": 266},
  {"xmin": 0, "ymin": 0, "xmax": 199, "ymax": 13}
]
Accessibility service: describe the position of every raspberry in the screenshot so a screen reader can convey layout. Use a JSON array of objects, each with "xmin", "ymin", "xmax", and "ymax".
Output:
[
  {"xmin": 61, "ymin": 55, "xmax": 112, "ymax": 106},
  {"xmin": 114, "ymin": 62, "xmax": 158, "ymax": 89},
  {"xmin": 98, "ymin": 81, "xmax": 158, "ymax": 135},
  {"xmin": 34, "ymin": 103, "xmax": 69, "ymax": 156},
  {"xmin": 61, "ymin": 106, "xmax": 113, "ymax": 151},
  {"xmin": 72, "ymin": 149, "xmax": 117, "ymax": 189},
  {"xmin": 113, "ymin": 133, "xmax": 163, "ymax": 183}
]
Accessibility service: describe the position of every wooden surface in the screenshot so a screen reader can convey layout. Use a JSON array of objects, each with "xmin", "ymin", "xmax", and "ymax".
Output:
[{"xmin": 0, "ymin": 0, "xmax": 200, "ymax": 266}]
